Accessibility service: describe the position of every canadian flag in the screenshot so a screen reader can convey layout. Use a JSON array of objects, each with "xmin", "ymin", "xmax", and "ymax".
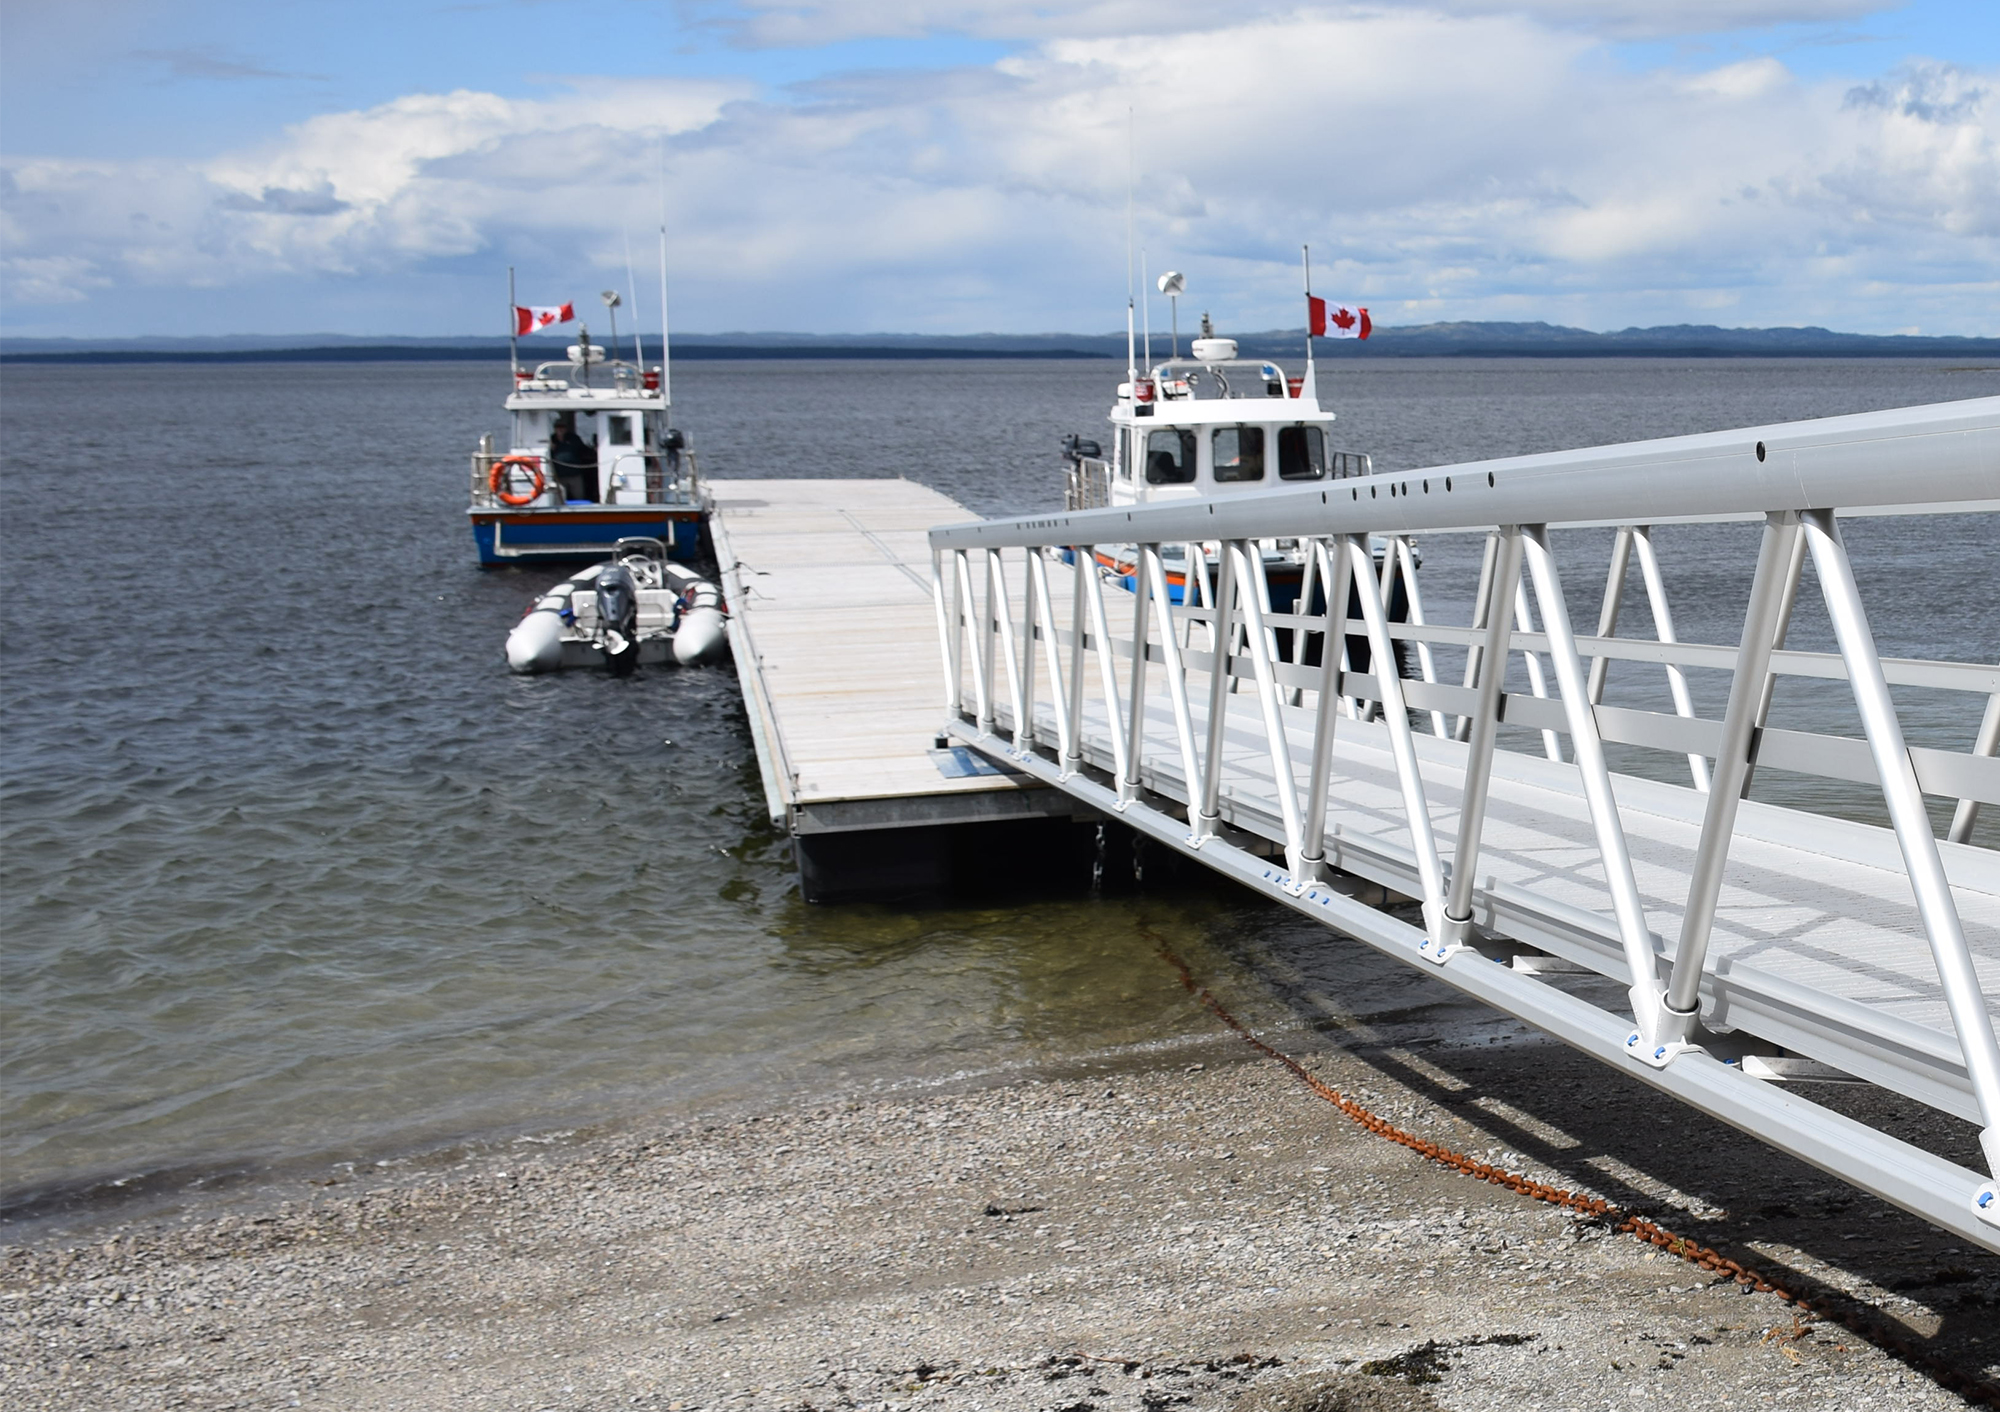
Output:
[
  {"xmin": 1308, "ymin": 296, "xmax": 1371, "ymax": 340},
  {"xmin": 514, "ymin": 303, "xmax": 574, "ymax": 336}
]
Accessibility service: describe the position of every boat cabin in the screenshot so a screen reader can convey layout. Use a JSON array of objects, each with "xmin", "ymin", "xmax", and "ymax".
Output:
[
  {"xmin": 1067, "ymin": 334, "xmax": 1369, "ymax": 511},
  {"xmin": 491, "ymin": 341, "xmax": 680, "ymax": 507}
]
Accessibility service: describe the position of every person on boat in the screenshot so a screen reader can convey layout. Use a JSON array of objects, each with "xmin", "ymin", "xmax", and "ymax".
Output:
[{"xmin": 549, "ymin": 416, "xmax": 598, "ymax": 503}]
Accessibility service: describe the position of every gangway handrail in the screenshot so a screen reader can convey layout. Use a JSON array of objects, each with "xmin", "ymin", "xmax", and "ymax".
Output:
[
  {"xmin": 933, "ymin": 397, "xmax": 1999, "ymax": 548},
  {"xmin": 927, "ymin": 396, "xmax": 2000, "ymax": 1249}
]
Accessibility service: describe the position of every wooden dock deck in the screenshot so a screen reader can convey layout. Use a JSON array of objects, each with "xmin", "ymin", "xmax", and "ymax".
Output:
[{"xmin": 706, "ymin": 478, "xmax": 1075, "ymax": 895}]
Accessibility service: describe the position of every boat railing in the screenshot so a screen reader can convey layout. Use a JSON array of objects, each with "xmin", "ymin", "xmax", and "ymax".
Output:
[
  {"xmin": 1066, "ymin": 456, "xmax": 1112, "ymax": 510},
  {"xmin": 469, "ymin": 448, "xmax": 700, "ymax": 508},
  {"xmin": 1329, "ymin": 451, "xmax": 1373, "ymax": 480},
  {"xmin": 1146, "ymin": 357, "xmax": 1294, "ymax": 401},
  {"xmin": 520, "ymin": 357, "xmax": 660, "ymax": 394}
]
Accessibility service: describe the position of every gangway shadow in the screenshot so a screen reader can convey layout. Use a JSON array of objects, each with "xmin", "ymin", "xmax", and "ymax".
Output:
[{"xmin": 1200, "ymin": 891, "xmax": 1997, "ymax": 1386}]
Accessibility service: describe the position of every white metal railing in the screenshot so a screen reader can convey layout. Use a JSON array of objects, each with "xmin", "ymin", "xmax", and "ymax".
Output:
[
  {"xmin": 468, "ymin": 449, "xmax": 700, "ymax": 508},
  {"xmin": 928, "ymin": 396, "xmax": 2000, "ymax": 1246},
  {"xmin": 1065, "ymin": 456, "xmax": 1111, "ymax": 510}
]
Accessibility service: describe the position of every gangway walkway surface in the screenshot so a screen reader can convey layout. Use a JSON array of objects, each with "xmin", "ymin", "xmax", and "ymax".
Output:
[
  {"xmin": 929, "ymin": 396, "xmax": 2000, "ymax": 1249},
  {"xmin": 706, "ymin": 478, "xmax": 1065, "ymax": 848}
]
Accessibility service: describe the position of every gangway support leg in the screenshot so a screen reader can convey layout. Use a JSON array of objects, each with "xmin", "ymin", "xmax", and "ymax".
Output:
[
  {"xmin": 1029, "ymin": 549, "xmax": 1073, "ymax": 765},
  {"xmin": 1948, "ymin": 691, "xmax": 2000, "ymax": 844},
  {"xmin": 1193, "ymin": 539, "xmax": 1240, "ymax": 843},
  {"xmin": 1298, "ymin": 537, "xmax": 1353, "ymax": 884},
  {"xmin": 1585, "ymin": 525, "xmax": 1634, "ymax": 706},
  {"xmin": 1631, "ymin": 526, "xmax": 1711, "ymax": 793},
  {"xmin": 931, "ymin": 547, "xmax": 958, "ymax": 716},
  {"xmin": 1803, "ymin": 509, "xmax": 2000, "ymax": 1217},
  {"xmin": 1521, "ymin": 525, "xmax": 1668, "ymax": 1053},
  {"xmin": 1665, "ymin": 512, "xmax": 1800, "ymax": 1048},
  {"xmin": 1392, "ymin": 535, "xmax": 1446, "ymax": 737},
  {"xmin": 1063, "ymin": 545, "xmax": 1087, "ymax": 776},
  {"xmin": 989, "ymin": 549, "xmax": 1027, "ymax": 749},
  {"xmin": 954, "ymin": 550, "xmax": 990, "ymax": 732},
  {"xmin": 1455, "ymin": 532, "xmax": 1501, "ymax": 742},
  {"xmin": 1083, "ymin": 546, "xmax": 1130, "ymax": 785},
  {"xmin": 1143, "ymin": 546, "xmax": 1204, "ymax": 812},
  {"xmin": 1120, "ymin": 544, "xmax": 1153, "ymax": 806},
  {"xmin": 1345, "ymin": 534, "xmax": 1448, "ymax": 945},
  {"xmin": 1233, "ymin": 543, "xmax": 1309, "ymax": 882},
  {"xmin": 1442, "ymin": 527, "xmax": 1523, "ymax": 954}
]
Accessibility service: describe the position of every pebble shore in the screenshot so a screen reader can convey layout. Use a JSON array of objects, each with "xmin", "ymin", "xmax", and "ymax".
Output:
[{"xmin": 4, "ymin": 1028, "xmax": 1996, "ymax": 1411}]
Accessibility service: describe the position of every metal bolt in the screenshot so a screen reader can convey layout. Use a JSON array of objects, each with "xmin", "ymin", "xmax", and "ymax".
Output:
[
  {"xmin": 1654, "ymin": 1047, "xmax": 1668, "ymax": 1060},
  {"xmin": 1981, "ymin": 1192, "xmax": 1995, "ymax": 1209}
]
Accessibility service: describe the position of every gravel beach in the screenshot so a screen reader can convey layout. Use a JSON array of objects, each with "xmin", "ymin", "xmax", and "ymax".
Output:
[{"xmin": 5, "ymin": 1014, "xmax": 1996, "ymax": 1412}]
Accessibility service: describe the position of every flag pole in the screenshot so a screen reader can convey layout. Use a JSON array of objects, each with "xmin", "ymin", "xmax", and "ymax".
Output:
[
  {"xmin": 624, "ymin": 229, "xmax": 645, "ymax": 372},
  {"xmin": 1301, "ymin": 244, "xmax": 1317, "ymax": 404},
  {"xmin": 1124, "ymin": 108, "xmax": 1136, "ymax": 400},
  {"xmin": 657, "ymin": 140, "xmax": 672, "ymax": 409},
  {"xmin": 508, "ymin": 265, "xmax": 519, "ymax": 378},
  {"xmin": 1141, "ymin": 249, "xmax": 1151, "ymax": 373}
]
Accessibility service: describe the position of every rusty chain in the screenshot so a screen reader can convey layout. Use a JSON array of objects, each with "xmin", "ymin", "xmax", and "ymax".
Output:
[{"xmin": 1157, "ymin": 943, "xmax": 1999, "ymax": 1407}]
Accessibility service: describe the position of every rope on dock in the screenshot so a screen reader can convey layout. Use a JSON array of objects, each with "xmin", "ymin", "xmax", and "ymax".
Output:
[{"xmin": 1156, "ymin": 942, "xmax": 2000, "ymax": 1407}]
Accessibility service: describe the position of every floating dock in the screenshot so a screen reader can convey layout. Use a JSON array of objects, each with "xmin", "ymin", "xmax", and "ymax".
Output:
[{"xmin": 705, "ymin": 478, "xmax": 1081, "ymax": 899}]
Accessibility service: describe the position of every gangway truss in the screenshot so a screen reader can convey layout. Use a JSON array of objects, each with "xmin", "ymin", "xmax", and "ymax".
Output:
[{"xmin": 928, "ymin": 397, "xmax": 2000, "ymax": 1249}]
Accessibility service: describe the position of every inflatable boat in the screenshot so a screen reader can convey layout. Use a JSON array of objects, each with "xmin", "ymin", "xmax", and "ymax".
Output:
[{"xmin": 505, "ymin": 538, "xmax": 727, "ymax": 675}]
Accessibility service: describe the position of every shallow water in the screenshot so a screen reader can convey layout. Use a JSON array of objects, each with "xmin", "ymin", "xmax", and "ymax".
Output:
[{"xmin": 3, "ymin": 356, "xmax": 1995, "ymax": 1223}]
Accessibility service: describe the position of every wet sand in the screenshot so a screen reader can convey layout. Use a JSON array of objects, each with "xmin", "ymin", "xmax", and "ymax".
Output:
[{"xmin": 4, "ymin": 1022, "xmax": 1995, "ymax": 1411}]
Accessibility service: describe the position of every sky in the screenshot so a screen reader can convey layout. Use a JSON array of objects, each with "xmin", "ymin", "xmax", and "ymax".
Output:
[{"xmin": 1, "ymin": 0, "xmax": 1995, "ymax": 338}]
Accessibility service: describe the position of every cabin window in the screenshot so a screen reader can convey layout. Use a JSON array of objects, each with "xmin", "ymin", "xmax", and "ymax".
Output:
[
  {"xmin": 1211, "ymin": 425, "xmax": 1265, "ymax": 482},
  {"xmin": 606, "ymin": 414, "xmax": 634, "ymax": 447},
  {"xmin": 1143, "ymin": 429, "xmax": 1197, "ymax": 484},
  {"xmin": 1278, "ymin": 425, "xmax": 1327, "ymax": 480}
]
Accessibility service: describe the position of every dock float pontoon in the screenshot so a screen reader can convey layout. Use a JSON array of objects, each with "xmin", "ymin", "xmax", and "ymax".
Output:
[{"xmin": 707, "ymin": 478, "xmax": 1081, "ymax": 900}]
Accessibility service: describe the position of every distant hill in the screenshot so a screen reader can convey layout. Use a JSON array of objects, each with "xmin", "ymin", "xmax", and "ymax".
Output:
[{"xmin": 3, "ymin": 323, "xmax": 1996, "ymax": 364}]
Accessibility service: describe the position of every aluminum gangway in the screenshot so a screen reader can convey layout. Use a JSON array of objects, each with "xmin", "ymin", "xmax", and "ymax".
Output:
[{"xmin": 928, "ymin": 397, "xmax": 2000, "ymax": 1250}]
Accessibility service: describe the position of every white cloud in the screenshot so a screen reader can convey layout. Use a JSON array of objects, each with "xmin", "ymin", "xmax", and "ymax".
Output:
[
  {"xmin": 2, "ymin": 9, "xmax": 1995, "ymax": 334},
  {"xmin": 710, "ymin": 0, "xmax": 1890, "ymax": 46}
]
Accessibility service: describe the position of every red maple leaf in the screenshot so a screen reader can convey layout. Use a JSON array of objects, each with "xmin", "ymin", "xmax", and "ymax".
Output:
[{"xmin": 1330, "ymin": 306, "xmax": 1357, "ymax": 330}]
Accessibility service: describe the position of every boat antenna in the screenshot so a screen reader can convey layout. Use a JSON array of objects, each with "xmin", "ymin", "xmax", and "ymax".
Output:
[
  {"xmin": 1141, "ymin": 249, "xmax": 1151, "ymax": 372},
  {"xmin": 1301, "ymin": 243, "xmax": 1318, "ymax": 404},
  {"xmin": 624, "ymin": 228, "xmax": 645, "ymax": 372},
  {"xmin": 508, "ymin": 265, "xmax": 519, "ymax": 378},
  {"xmin": 1124, "ymin": 107, "xmax": 1136, "ymax": 398},
  {"xmin": 657, "ymin": 138, "xmax": 672, "ymax": 408}
]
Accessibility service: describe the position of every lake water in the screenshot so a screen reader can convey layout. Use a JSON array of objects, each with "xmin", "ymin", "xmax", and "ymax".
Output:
[{"xmin": 3, "ymin": 356, "xmax": 1995, "ymax": 1227}]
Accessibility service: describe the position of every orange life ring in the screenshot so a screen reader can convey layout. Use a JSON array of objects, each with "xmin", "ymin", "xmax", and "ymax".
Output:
[{"xmin": 490, "ymin": 455, "xmax": 546, "ymax": 506}]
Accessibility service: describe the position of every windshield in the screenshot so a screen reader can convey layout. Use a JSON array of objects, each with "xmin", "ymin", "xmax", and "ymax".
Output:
[
  {"xmin": 1212, "ymin": 425, "xmax": 1264, "ymax": 483},
  {"xmin": 1278, "ymin": 425, "xmax": 1327, "ymax": 480},
  {"xmin": 1144, "ymin": 428, "xmax": 1197, "ymax": 484}
]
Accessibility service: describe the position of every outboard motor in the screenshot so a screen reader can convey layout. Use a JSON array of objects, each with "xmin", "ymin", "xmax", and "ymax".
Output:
[
  {"xmin": 593, "ymin": 562, "xmax": 640, "ymax": 675},
  {"xmin": 1060, "ymin": 433, "xmax": 1102, "ymax": 464}
]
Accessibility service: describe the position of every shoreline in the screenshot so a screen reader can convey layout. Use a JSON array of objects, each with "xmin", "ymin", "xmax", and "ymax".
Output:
[
  {"xmin": 0, "ymin": 1029, "xmax": 1251, "ymax": 1247},
  {"xmin": 5, "ymin": 1019, "xmax": 1994, "ymax": 1410}
]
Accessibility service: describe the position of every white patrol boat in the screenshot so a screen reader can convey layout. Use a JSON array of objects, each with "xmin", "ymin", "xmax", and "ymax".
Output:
[
  {"xmin": 1060, "ymin": 310, "xmax": 1374, "ymax": 608},
  {"xmin": 505, "ymin": 538, "xmax": 727, "ymax": 675},
  {"xmin": 469, "ymin": 303, "xmax": 702, "ymax": 566}
]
